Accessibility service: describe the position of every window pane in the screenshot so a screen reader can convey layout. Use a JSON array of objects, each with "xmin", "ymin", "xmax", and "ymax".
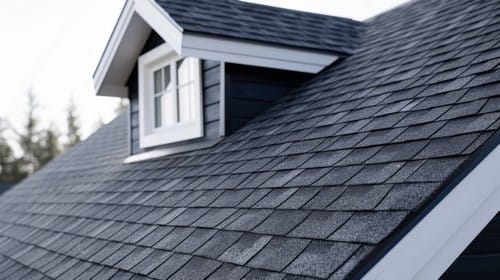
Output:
[
  {"xmin": 178, "ymin": 84, "xmax": 194, "ymax": 122},
  {"xmin": 154, "ymin": 69, "xmax": 162, "ymax": 94},
  {"xmin": 164, "ymin": 65, "xmax": 172, "ymax": 91},
  {"xmin": 163, "ymin": 90, "xmax": 177, "ymax": 125},
  {"xmin": 154, "ymin": 95, "xmax": 162, "ymax": 128},
  {"xmin": 177, "ymin": 58, "xmax": 195, "ymax": 86}
]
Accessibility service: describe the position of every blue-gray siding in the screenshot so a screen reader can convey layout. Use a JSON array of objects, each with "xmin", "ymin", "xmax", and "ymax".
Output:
[
  {"xmin": 224, "ymin": 63, "xmax": 312, "ymax": 133},
  {"xmin": 441, "ymin": 213, "xmax": 500, "ymax": 279}
]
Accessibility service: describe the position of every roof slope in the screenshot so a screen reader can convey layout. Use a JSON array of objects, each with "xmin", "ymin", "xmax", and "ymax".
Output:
[
  {"xmin": 0, "ymin": 183, "xmax": 13, "ymax": 195},
  {"xmin": 155, "ymin": 0, "xmax": 364, "ymax": 54},
  {"xmin": 1, "ymin": 0, "xmax": 500, "ymax": 279}
]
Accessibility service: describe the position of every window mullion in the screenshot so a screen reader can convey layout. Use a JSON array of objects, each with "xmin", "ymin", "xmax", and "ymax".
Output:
[{"xmin": 172, "ymin": 61, "xmax": 179, "ymax": 123}]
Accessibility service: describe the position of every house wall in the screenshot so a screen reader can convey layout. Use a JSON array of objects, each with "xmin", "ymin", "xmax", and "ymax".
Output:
[
  {"xmin": 224, "ymin": 63, "xmax": 312, "ymax": 133},
  {"xmin": 128, "ymin": 32, "xmax": 221, "ymax": 155},
  {"xmin": 441, "ymin": 213, "xmax": 500, "ymax": 279}
]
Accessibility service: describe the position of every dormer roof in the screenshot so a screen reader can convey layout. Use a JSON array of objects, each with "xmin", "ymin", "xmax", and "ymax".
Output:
[
  {"xmin": 93, "ymin": 0, "xmax": 364, "ymax": 97},
  {"xmin": 155, "ymin": 0, "xmax": 364, "ymax": 54}
]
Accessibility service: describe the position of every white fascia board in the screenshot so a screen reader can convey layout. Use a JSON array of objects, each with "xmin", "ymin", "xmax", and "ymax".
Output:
[
  {"xmin": 96, "ymin": 12, "xmax": 151, "ymax": 97},
  {"xmin": 134, "ymin": 0, "xmax": 183, "ymax": 53},
  {"xmin": 182, "ymin": 34, "xmax": 338, "ymax": 74},
  {"xmin": 362, "ymin": 143, "xmax": 500, "ymax": 280},
  {"xmin": 94, "ymin": 0, "xmax": 135, "ymax": 95},
  {"xmin": 95, "ymin": 0, "xmax": 183, "ymax": 97}
]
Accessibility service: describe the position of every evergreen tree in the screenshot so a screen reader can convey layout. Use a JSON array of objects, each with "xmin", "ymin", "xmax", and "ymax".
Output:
[
  {"xmin": 0, "ymin": 119, "xmax": 26, "ymax": 183},
  {"xmin": 17, "ymin": 91, "xmax": 40, "ymax": 173},
  {"xmin": 93, "ymin": 117, "xmax": 105, "ymax": 132},
  {"xmin": 35, "ymin": 126, "xmax": 61, "ymax": 168},
  {"xmin": 114, "ymin": 98, "xmax": 129, "ymax": 114},
  {"xmin": 17, "ymin": 91, "xmax": 62, "ymax": 173},
  {"xmin": 65, "ymin": 97, "xmax": 81, "ymax": 149}
]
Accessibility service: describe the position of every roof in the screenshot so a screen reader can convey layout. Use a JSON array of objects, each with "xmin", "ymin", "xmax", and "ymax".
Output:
[
  {"xmin": 1, "ymin": 0, "xmax": 500, "ymax": 279},
  {"xmin": 154, "ymin": 0, "xmax": 364, "ymax": 54},
  {"xmin": 0, "ymin": 183, "xmax": 13, "ymax": 195}
]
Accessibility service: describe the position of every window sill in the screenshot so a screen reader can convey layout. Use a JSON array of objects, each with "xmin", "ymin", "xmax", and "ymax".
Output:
[
  {"xmin": 140, "ymin": 121, "xmax": 203, "ymax": 149},
  {"xmin": 125, "ymin": 138, "xmax": 222, "ymax": 163}
]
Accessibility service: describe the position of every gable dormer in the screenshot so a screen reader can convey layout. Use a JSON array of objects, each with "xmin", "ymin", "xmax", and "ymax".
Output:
[{"xmin": 93, "ymin": 0, "xmax": 363, "ymax": 160}]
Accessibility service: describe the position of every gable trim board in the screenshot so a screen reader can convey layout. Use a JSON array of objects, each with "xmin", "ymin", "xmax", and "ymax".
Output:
[
  {"xmin": 93, "ymin": 0, "xmax": 151, "ymax": 97},
  {"xmin": 358, "ymin": 133, "xmax": 500, "ymax": 280},
  {"xmin": 134, "ymin": 0, "xmax": 183, "ymax": 52},
  {"xmin": 93, "ymin": 0, "xmax": 339, "ymax": 97}
]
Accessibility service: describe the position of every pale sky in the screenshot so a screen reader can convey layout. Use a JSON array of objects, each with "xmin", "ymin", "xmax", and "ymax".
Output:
[{"xmin": 0, "ymin": 0, "xmax": 408, "ymax": 142}]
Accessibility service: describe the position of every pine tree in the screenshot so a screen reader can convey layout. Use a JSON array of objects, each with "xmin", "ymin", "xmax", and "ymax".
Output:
[
  {"xmin": 17, "ymin": 91, "xmax": 40, "ymax": 173},
  {"xmin": 17, "ymin": 91, "xmax": 62, "ymax": 173},
  {"xmin": 35, "ymin": 126, "xmax": 61, "ymax": 168},
  {"xmin": 65, "ymin": 97, "xmax": 81, "ymax": 149},
  {"xmin": 93, "ymin": 117, "xmax": 105, "ymax": 132},
  {"xmin": 114, "ymin": 98, "xmax": 129, "ymax": 114},
  {"xmin": 0, "ymin": 118, "xmax": 27, "ymax": 184}
]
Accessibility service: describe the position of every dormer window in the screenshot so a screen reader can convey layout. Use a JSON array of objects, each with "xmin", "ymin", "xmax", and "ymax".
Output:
[{"xmin": 138, "ymin": 44, "xmax": 203, "ymax": 148}]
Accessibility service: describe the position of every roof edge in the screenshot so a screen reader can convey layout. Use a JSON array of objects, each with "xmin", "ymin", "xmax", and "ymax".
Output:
[
  {"xmin": 240, "ymin": 0, "xmax": 363, "ymax": 25},
  {"xmin": 135, "ymin": 0, "xmax": 183, "ymax": 51},
  {"xmin": 352, "ymin": 129, "xmax": 500, "ymax": 279},
  {"xmin": 93, "ymin": 0, "xmax": 184, "ymax": 97},
  {"xmin": 93, "ymin": 0, "xmax": 135, "ymax": 95}
]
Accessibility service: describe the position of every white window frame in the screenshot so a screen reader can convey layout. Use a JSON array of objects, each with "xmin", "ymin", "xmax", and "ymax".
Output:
[{"xmin": 138, "ymin": 43, "xmax": 204, "ymax": 148}]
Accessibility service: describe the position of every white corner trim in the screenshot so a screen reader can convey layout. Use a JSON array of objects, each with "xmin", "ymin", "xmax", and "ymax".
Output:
[
  {"xmin": 94, "ymin": 0, "xmax": 135, "ymax": 94},
  {"xmin": 219, "ymin": 62, "xmax": 226, "ymax": 136},
  {"xmin": 135, "ymin": 0, "xmax": 183, "ymax": 53},
  {"xmin": 362, "ymin": 144, "xmax": 500, "ymax": 280},
  {"xmin": 182, "ymin": 34, "xmax": 338, "ymax": 74}
]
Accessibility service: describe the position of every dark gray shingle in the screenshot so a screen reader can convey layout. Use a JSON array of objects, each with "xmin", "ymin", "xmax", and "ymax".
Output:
[
  {"xmin": 289, "ymin": 211, "xmax": 352, "ymax": 239},
  {"xmin": 253, "ymin": 210, "xmax": 310, "ymax": 235},
  {"xmin": 218, "ymin": 233, "xmax": 272, "ymax": 265},
  {"xmin": 284, "ymin": 241, "xmax": 359, "ymax": 278},
  {"xmin": 329, "ymin": 212, "xmax": 408, "ymax": 244},
  {"xmin": 248, "ymin": 237, "xmax": 309, "ymax": 271}
]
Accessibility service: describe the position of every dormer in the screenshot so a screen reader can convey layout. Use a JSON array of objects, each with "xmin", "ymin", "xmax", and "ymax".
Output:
[{"xmin": 93, "ymin": 0, "xmax": 363, "ymax": 161}]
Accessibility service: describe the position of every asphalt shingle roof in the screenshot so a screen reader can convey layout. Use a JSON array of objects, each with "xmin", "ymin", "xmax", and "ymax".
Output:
[
  {"xmin": 155, "ymin": 0, "xmax": 364, "ymax": 54},
  {"xmin": 1, "ymin": 0, "xmax": 500, "ymax": 279}
]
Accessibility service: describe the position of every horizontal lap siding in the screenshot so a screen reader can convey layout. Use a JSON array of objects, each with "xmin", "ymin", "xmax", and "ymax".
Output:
[
  {"xmin": 225, "ymin": 63, "xmax": 312, "ymax": 133},
  {"xmin": 202, "ymin": 61, "xmax": 221, "ymax": 139},
  {"xmin": 129, "ymin": 67, "xmax": 141, "ymax": 155},
  {"xmin": 441, "ymin": 213, "xmax": 500, "ymax": 279}
]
